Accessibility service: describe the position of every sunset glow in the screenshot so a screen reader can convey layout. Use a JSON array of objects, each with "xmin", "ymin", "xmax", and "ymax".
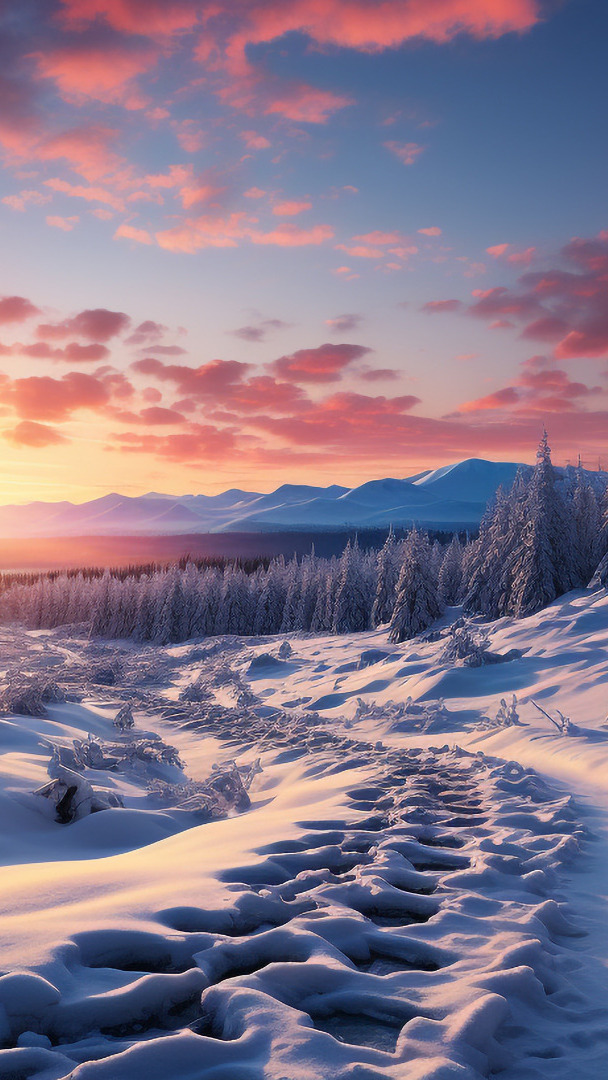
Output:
[{"xmin": 1, "ymin": 0, "xmax": 607, "ymax": 502}]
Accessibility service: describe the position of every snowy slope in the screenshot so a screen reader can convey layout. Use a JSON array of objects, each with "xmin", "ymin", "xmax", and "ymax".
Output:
[
  {"xmin": 0, "ymin": 459, "xmax": 604, "ymax": 537},
  {"xmin": 0, "ymin": 588, "xmax": 608, "ymax": 1078}
]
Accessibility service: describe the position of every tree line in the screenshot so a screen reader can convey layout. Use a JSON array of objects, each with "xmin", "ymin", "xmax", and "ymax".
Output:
[{"xmin": 1, "ymin": 433, "xmax": 606, "ymax": 645}]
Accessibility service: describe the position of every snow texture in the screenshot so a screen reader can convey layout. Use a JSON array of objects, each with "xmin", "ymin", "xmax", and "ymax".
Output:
[{"xmin": 1, "ymin": 585, "xmax": 608, "ymax": 1078}]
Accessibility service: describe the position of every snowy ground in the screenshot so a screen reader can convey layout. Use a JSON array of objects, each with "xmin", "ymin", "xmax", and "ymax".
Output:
[{"xmin": 1, "ymin": 589, "xmax": 608, "ymax": 1078}]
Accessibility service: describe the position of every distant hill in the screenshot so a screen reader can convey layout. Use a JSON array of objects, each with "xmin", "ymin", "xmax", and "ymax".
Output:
[{"xmin": 0, "ymin": 458, "xmax": 605, "ymax": 538}]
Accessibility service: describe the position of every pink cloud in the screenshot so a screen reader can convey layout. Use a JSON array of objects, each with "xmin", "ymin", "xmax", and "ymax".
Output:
[
  {"xmin": 114, "ymin": 222, "xmax": 153, "ymax": 244},
  {"xmin": 230, "ymin": 318, "xmax": 289, "ymax": 343},
  {"xmin": 336, "ymin": 244, "xmax": 384, "ymax": 258},
  {"xmin": 420, "ymin": 299, "xmax": 462, "ymax": 314},
  {"xmin": 249, "ymin": 223, "xmax": 334, "ymax": 246},
  {"xmin": 468, "ymin": 285, "xmax": 541, "ymax": 319},
  {"xmin": 37, "ymin": 308, "xmax": 130, "ymax": 342},
  {"xmin": 46, "ymin": 214, "xmax": 79, "ymax": 231},
  {"xmin": 263, "ymin": 85, "xmax": 353, "ymax": 124},
  {"xmin": 11, "ymin": 341, "xmax": 110, "ymax": 363},
  {"xmin": 487, "ymin": 242, "xmax": 536, "ymax": 265},
  {"xmin": 132, "ymin": 357, "xmax": 250, "ymax": 399},
  {"xmin": 466, "ymin": 230, "xmax": 608, "ymax": 360},
  {"xmin": 32, "ymin": 42, "xmax": 157, "ymax": 109},
  {"xmin": 44, "ymin": 178, "xmax": 125, "ymax": 211},
  {"xmin": 240, "ymin": 130, "xmax": 271, "ymax": 150},
  {"xmin": 60, "ymin": 1, "xmax": 543, "ymax": 49},
  {"xmin": 125, "ymin": 320, "xmax": 167, "ymax": 345},
  {"xmin": 384, "ymin": 141, "xmax": 425, "ymax": 165},
  {"xmin": 271, "ymin": 343, "xmax": 371, "ymax": 383},
  {"xmin": 458, "ymin": 356, "xmax": 600, "ymax": 416},
  {"xmin": 6, "ymin": 371, "xmax": 112, "ymax": 421},
  {"xmin": 418, "ymin": 226, "xmax": 442, "ymax": 236},
  {"xmin": 114, "ymin": 424, "xmax": 238, "ymax": 463},
  {"xmin": 144, "ymin": 164, "xmax": 192, "ymax": 190},
  {"xmin": 325, "ymin": 313, "xmax": 363, "ymax": 333},
  {"xmin": 0, "ymin": 296, "xmax": 40, "ymax": 325},
  {"xmin": 57, "ymin": 1, "xmax": 200, "ymax": 37},
  {"xmin": 2, "ymin": 189, "xmax": 51, "ymax": 212},
  {"xmin": 459, "ymin": 387, "xmax": 520, "ymax": 412},
  {"xmin": 4, "ymin": 420, "xmax": 68, "ymax": 447},
  {"xmin": 486, "ymin": 242, "xmax": 510, "ymax": 257},
  {"xmin": 180, "ymin": 181, "xmax": 227, "ymax": 209},
  {"xmin": 337, "ymin": 230, "xmax": 417, "ymax": 261},
  {"xmin": 272, "ymin": 200, "xmax": 312, "ymax": 216},
  {"xmin": 359, "ymin": 368, "xmax": 400, "ymax": 382},
  {"xmin": 507, "ymin": 246, "xmax": 536, "ymax": 265},
  {"xmin": 139, "ymin": 406, "xmax": 185, "ymax": 425},
  {"xmin": 38, "ymin": 124, "xmax": 122, "ymax": 181}
]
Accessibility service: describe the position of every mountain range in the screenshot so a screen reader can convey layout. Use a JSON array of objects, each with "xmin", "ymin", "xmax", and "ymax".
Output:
[{"xmin": 0, "ymin": 458, "xmax": 604, "ymax": 538}]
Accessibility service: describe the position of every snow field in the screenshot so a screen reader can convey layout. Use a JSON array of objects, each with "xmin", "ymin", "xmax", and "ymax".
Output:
[{"xmin": 1, "ymin": 587, "xmax": 608, "ymax": 1077}]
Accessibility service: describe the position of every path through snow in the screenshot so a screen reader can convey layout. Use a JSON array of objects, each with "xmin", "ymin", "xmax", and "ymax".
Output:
[{"xmin": 0, "ymin": 589, "xmax": 607, "ymax": 1078}]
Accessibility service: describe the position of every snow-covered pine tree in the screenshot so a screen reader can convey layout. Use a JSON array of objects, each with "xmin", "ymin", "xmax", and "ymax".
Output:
[
  {"xmin": 509, "ymin": 430, "xmax": 576, "ymax": 617},
  {"xmin": 371, "ymin": 529, "xmax": 400, "ymax": 626},
  {"xmin": 295, "ymin": 550, "xmax": 319, "ymax": 631},
  {"xmin": 430, "ymin": 539, "xmax": 444, "ymax": 579},
  {"xmin": 179, "ymin": 562, "xmax": 204, "ymax": 640},
  {"xmin": 198, "ymin": 566, "xmax": 222, "ymax": 635},
  {"xmin": 280, "ymin": 557, "xmax": 301, "ymax": 633},
  {"xmin": 153, "ymin": 566, "xmax": 187, "ymax": 644},
  {"xmin": 216, "ymin": 566, "xmax": 252, "ymax": 636},
  {"xmin": 332, "ymin": 539, "xmax": 371, "ymax": 633},
  {"xmin": 593, "ymin": 480, "xmax": 608, "ymax": 575},
  {"xmin": 310, "ymin": 567, "xmax": 330, "ymax": 631},
  {"xmin": 464, "ymin": 485, "xmax": 514, "ymax": 617},
  {"xmin": 134, "ymin": 574, "xmax": 156, "ymax": 641},
  {"xmin": 438, "ymin": 535, "xmax": 463, "ymax": 606},
  {"xmin": 389, "ymin": 528, "xmax": 442, "ymax": 642},
  {"xmin": 91, "ymin": 569, "xmax": 114, "ymax": 636},
  {"xmin": 254, "ymin": 562, "xmax": 286, "ymax": 635},
  {"xmin": 572, "ymin": 465, "xmax": 600, "ymax": 585}
]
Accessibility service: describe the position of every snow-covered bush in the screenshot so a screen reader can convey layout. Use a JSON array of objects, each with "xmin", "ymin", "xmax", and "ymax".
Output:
[
  {"xmin": 179, "ymin": 680, "xmax": 211, "ymax": 704},
  {"xmin": 0, "ymin": 677, "xmax": 66, "ymax": 718},
  {"xmin": 442, "ymin": 625, "xmax": 491, "ymax": 667},
  {"xmin": 35, "ymin": 766, "xmax": 123, "ymax": 823},
  {"xmin": 482, "ymin": 695, "xmax": 524, "ymax": 728},
  {"xmin": 353, "ymin": 695, "xmax": 449, "ymax": 733},
  {"xmin": 114, "ymin": 703, "xmax": 135, "ymax": 731}
]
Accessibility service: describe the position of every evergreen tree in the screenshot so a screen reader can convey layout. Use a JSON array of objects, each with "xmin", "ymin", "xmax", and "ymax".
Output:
[
  {"xmin": 572, "ymin": 466, "xmax": 600, "ymax": 585},
  {"xmin": 389, "ymin": 529, "xmax": 441, "ymax": 642},
  {"xmin": 295, "ymin": 551, "xmax": 319, "ymax": 631},
  {"xmin": 91, "ymin": 569, "xmax": 113, "ymax": 636},
  {"xmin": 280, "ymin": 558, "xmax": 301, "ymax": 633},
  {"xmin": 332, "ymin": 540, "xmax": 371, "ymax": 633},
  {"xmin": 509, "ymin": 430, "xmax": 575, "ymax": 617},
  {"xmin": 254, "ymin": 563, "xmax": 285, "ymax": 634},
  {"xmin": 154, "ymin": 566, "xmax": 186, "ymax": 643},
  {"xmin": 438, "ymin": 535, "xmax": 463, "ymax": 606},
  {"xmin": 371, "ymin": 529, "xmax": 400, "ymax": 626}
]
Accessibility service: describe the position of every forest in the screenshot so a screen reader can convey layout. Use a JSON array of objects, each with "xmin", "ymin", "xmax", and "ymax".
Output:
[{"xmin": 1, "ymin": 435, "xmax": 606, "ymax": 645}]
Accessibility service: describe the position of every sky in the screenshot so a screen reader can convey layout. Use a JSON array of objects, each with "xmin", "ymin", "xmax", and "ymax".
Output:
[{"xmin": 0, "ymin": 0, "xmax": 607, "ymax": 504}]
